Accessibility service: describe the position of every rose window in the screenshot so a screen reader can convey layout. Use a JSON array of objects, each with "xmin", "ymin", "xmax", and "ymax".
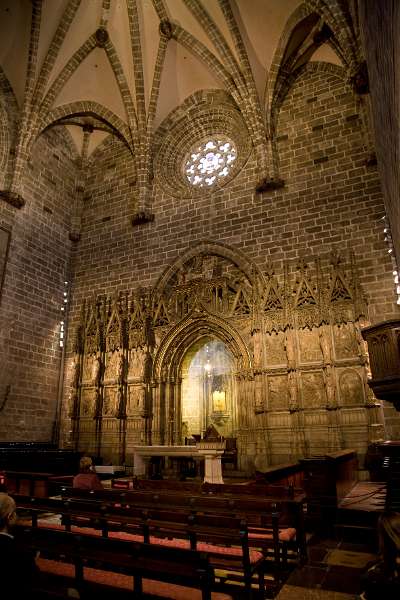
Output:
[{"xmin": 185, "ymin": 139, "xmax": 237, "ymax": 187}]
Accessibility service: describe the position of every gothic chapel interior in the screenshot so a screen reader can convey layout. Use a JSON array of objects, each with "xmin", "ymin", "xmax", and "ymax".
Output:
[{"xmin": 0, "ymin": 0, "xmax": 399, "ymax": 476}]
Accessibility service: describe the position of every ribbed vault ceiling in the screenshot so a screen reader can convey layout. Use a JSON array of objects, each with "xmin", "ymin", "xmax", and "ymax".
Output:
[{"xmin": 0, "ymin": 0, "xmax": 343, "ymax": 156}]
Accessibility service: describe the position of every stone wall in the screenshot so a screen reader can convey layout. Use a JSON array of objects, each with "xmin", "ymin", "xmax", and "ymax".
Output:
[
  {"xmin": 63, "ymin": 62, "xmax": 400, "ymax": 468},
  {"xmin": 0, "ymin": 127, "xmax": 78, "ymax": 441},
  {"xmin": 69, "ymin": 64, "xmax": 397, "ymax": 325}
]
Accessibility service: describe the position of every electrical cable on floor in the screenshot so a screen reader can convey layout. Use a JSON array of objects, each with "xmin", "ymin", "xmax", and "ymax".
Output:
[{"xmin": 339, "ymin": 485, "xmax": 387, "ymax": 507}]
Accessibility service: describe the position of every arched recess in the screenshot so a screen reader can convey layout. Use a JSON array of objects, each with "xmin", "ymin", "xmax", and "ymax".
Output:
[
  {"xmin": 153, "ymin": 240, "xmax": 265, "ymax": 297},
  {"xmin": 150, "ymin": 309, "xmax": 253, "ymax": 454},
  {"xmin": 33, "ymin": 101, "xmax": 134, "ymax": 156},
  {"xmin": 0, "ymin": 66, "xmax": 19, "ymax": 188},
  {"xmin": 266, "ymin": 1, "xmax": 359, "ymax": 177}
]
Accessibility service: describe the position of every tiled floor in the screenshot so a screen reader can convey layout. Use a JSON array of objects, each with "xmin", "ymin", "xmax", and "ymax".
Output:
[
  {"xmin": 276, "ymin": 585, "xmax": 355, "ymax": 600},
  {"xmin": 274, "ymin": 534, "xmax": 378, "ymax": 600}
]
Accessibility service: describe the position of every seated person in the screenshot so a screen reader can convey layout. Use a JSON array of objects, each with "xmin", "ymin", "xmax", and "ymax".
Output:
[
  {"xmin": 0, "ymin": 492, "xmax": 39, "ymax": 598},
  {"xmin": 73, "ymin": 456, "xmax": 103, "ymax": 490}
]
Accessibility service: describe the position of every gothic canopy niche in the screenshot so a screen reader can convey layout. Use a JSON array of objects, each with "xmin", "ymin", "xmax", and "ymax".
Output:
[{"xmin": 151, "ymin": 241, "xmax": 261, "ymax": 380}]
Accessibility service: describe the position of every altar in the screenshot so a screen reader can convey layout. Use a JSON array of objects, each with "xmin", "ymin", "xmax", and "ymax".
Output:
[{"xmin": 132, "ymin": 441, "xmax": 226, "ymax": 484}]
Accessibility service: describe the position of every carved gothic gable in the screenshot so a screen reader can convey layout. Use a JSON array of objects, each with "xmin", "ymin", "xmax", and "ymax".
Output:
[
  {"xmin": 293, "ymin": 260, "xmax": 320, "ymax": 329},
  {"xmin": 264, "ymin": 283, "xmax": 283, "ymax": 311},
  {"xmin": 85, "ymin": 311, "xmax": 101, "ymax": 355},
  {"xmin": 263, "ymin": 267, "xmax": 285, "ymax": 332},
  {"xmin": 153, "ymin": 297, "xmax": 170, "ymax": 327},
  {"xmin": 295, "ymin": 278, "xmax": 317, "ymax": 308},
  {"xmin": 327, "ymin": 252, "xmax": 365, "ymax": 324},
  {"xmin": 127, "ymin": 293, "xmax": 146, "ymax": 348},
  {"xmin": 106, "ymin": 310, "xmax": 123, "ymax": 353},
  {"xmin": 231, "ymin": 285, "xmax": 252, "ymax": 316},
  {"xmin": 330, "ymin": 273, "xmax": 352, "ymax": 303}
]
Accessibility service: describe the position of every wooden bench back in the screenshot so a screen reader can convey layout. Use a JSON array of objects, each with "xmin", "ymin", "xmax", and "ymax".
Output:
[{"xmin": 15, "ymin": 525, "xmax": 215, "ymax": 592}]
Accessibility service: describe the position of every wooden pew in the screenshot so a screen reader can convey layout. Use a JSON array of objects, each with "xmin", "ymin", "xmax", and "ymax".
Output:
[
  {"xmin": 14, "ymin": 496, "xmax": 266, "ymax": 597},
  {"xmin": 110, "ymin": 477, "xmax": 304, "ymax": 501},
  {"xmin": 56, "ymin": 486, "xmax": 306, "ymax": 569},
  {"xmin": 15, "ymin": 525, "xmax": 227, "ymax": 600},
  {"xmin": 15, "ymin": 490, "xmax": 300, "ymax": 584}
]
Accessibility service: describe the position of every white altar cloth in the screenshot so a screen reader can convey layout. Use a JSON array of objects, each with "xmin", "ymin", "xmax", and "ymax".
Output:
[{"xmin": 132, "ymin": 444, "xmax": 225, "ymax": 483}]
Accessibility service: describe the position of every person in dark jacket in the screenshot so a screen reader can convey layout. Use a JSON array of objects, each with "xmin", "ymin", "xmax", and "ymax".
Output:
[
  {"xmin": 73, "ymin": 456, "xmax": 103, "ymax": 490},
  {"xmin": 0, "ymin": 492, "xmax": 39, "ymax": 598},
  {"xmin": 359, "ymin": 512, "xmax": 400, "ymax": 599}
]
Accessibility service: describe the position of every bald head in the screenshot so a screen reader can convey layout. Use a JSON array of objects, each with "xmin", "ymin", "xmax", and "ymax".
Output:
[{"xmin": 0, "ymin": 493, "xmax": 16, "ymax": 531}]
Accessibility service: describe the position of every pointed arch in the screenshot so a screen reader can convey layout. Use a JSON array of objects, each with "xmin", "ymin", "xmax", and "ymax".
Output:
[
  {"xmin": 153, "ymin": 240, "xmax": 264, "ymax": 296},
  {"xmin": 34, "ymin": 101, "xmax": 133, "ymax": 153},
  {"xmin": 267, "ymin": 1, "xmax": 357, "ymax": 135},
  {"xmin": 152, "ymin": 310, "xmax": 252, "ymax": 381}
]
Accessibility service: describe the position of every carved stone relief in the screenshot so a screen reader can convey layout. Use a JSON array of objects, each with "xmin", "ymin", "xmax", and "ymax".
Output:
[
  {"xmin": 104, "ymin": 350, "xmax": 121, "ymax": 382},
  {"xmin": 127, "ymin": 385, "xmax": 145, "ymax": 415},
  {"xmin": 339, "ymin": 369, "xmax": 365, "ymax": 405},
  {"xmin": 265, "ymin": 331, "xmax": 286, "ymax": 365},
  {"xmin": 298, "ymin": 328, "xmax": 322, "ymax": 363},
  {"xmin": 128, "ymin": 347, "xmax": 146, "ymax": 380},
  {"xmin": 80, "ymin": 389, "xmax": 95, "ymax": 417},
  {"xmin": 268, "ymin": 375, "xmax": 288, "ymax": 411},
  {"xmin": 333, "ymin": 323, "xmax": 359, "ymax": 359},
  {"xmin": 103, "ymin": 387, "xmax": 118, "ymax": 416},
  {"xmin": 82, "ymin": 354, "xmax": 97, "ymax": 383},
  {"xmin": 301, "ymin": 371, "xmax": 325, "ymax": 408}
]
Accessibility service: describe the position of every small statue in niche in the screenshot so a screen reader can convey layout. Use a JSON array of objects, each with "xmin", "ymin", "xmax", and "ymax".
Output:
[
  {"xmin": 319, "ymin": 324, "xmax": 332, "ymax": 365},
  {"xmin": 68, "ymin": 391, "xmax": 78, "ymax": 419},
  {"xmin": 252, "ymin": 330, "xmax": 262, "ymax": 368},
  {"xmin": 116, "ymin": 354, "xmax": 126, "ymax": 416},
  {"xmin": 92, "ymin": 355, "xmax": 102, "ymax": 387},
  {"xmin": 71, "ymin": 356, "xmax": 81, "ymax": 390},
  {"xmin": 353, "ymin": 322, "xmax": 368, "ymax": 365},
  {"xmin": 68, "ymin": 357, "xmax": 80, "ymax": 418},
  {"xmin": 254, "ymin": 383, "xmax": 263, "ymax": 413},
  {"xmin": 117, "ymin": 353, "xmax": 125, "ymax": 385},
  {"xmin": 288, "ymin": 371, "xmax": 298, "ymax": 412},
  {"xmin": 129, "ymin": 346, "xmax": 146, "ymax": 379},
  {"xmin": 116, "ymin": 384, "xmax": 125, "ymax": 417},
  {"xmin": 284, "ymin": 328, "xmax": 296, "ymax": 371},
  {"xmin": 324, "ymin": 366, "xmax": 337, "ymax": 409}
]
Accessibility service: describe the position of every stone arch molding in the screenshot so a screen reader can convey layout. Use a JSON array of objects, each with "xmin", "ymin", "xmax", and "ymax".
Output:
[
  {"xmin": 154, "ymin": 240, "xmax": 265, "ymax": 296},
  {"xmin": 152, "ymin": 310, "xmax": 253, "ymax": 383}
]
